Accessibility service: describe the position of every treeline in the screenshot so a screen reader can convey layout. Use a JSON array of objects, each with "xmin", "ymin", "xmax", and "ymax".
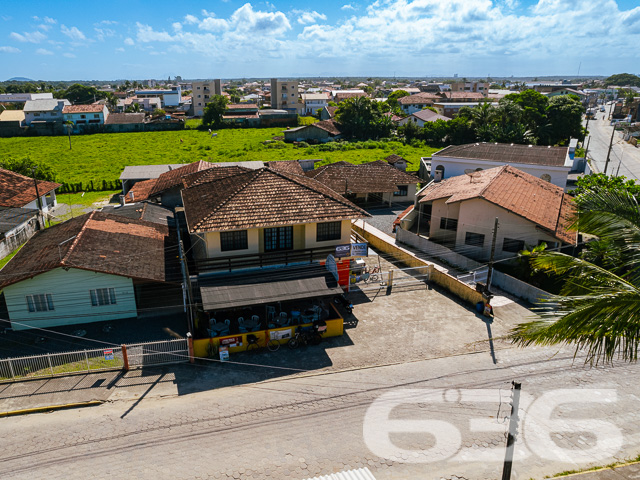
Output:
[
  {"xmin": 58, "ymin": 179, "xmax": 122, "ymax": 193},
  {"xmin": 401, "ymin": 90, "xmax": 585, "ymax": 147}
]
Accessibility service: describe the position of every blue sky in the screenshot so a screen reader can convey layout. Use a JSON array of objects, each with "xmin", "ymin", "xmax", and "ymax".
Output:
[{"xmin": 1, "ymin": 0, "xmax": 639, "ymax": 81}]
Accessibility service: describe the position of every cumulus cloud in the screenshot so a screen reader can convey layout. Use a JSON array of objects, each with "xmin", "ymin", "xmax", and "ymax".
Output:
[
  {"xmin": 10, "ymin": 31, "xmax": 46, "ymax": 43},
  {"xmin": 115, "ymin": 47, "xmax": 125, "ymax": 52},
  {"xmin": 341, "ymin": 4, "xmax": 355, "ymax": 10},
  {"xmin": 36, "ymin": 48, "xmax": 53, "ymax": 55},
  {"xmin": 184, "ymin": 14, "xmax": 199, "ymax": 24},
  {"xmin": 44, "ymin": 16, "xmax": 57, "ymax": 24},
  {"xmin": 124, "ymin": 37, "xmax": 135, "ymax": 45},
  {"xmin": 296, "ymin": 10, "xmax": 327, "ymax": 25},
  {"xmin": 95, "ymin": 27, "xmax": 115, "ymax": 41},
  {"xmin": 61, "ymin": 25, "xmax": 86, "ymax": 41},
  {"xmin": 172, "ymin": 22, "xmax": 182, "ymax": 32},
  {"xmin": 0, "ymin": 46, "xmax": 20, "ymax": 53},
  {"xmin": 63, "ymin": 52, "xmax": 76, "ymax": 58}
]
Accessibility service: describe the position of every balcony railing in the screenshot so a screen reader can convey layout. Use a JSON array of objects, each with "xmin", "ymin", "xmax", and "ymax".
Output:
[{"xmin": 193, "ymin": 246, "xmax": 337, "ymax": 274}]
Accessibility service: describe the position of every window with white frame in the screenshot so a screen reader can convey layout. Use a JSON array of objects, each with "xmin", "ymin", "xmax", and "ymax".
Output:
[
  {"xmin": 90, "ymin": 288, "xmax": 117, "ymax": 306},
  {"xmin": 26, "ymin": 294, "xmax": 54, "ymax": 312}
]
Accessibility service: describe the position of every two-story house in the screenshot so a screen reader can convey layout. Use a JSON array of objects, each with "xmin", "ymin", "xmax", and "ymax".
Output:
[
  {"xmin": 63, "ymin": 104, "xmax": 109, "ymax": 130},
  {"xmin": 301, "ymin": 93, "xmax": 329, "ymax": 115},
  {"xmin": 416, "ymin": 165, "xmax": 576, "ymax": 261},
  {"xmin": 23, "ymin": 99, "xmax": 71, "ymax": 126}
]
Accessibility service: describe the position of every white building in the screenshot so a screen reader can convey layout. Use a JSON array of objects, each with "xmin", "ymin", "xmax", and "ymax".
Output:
[
  {"xmin": 23, "ymin": 99, "xmax": 70, "ymax": 125},
  {"xmin": 134, "ymin": 86, "xmax": 182, "ymax": 107},
  {"xmin": 301, "ymin": 93, "xmax": 329, "ymax": 115},
  {"xmin": 0, "ymin": 93, "xmax": 53, "ymax": 102},
  {"xmin": 427, "ymin": 142, "xmax": 572, "ymax": 189}
]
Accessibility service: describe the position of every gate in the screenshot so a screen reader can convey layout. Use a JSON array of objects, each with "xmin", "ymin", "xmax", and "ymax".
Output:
[{"xmin": 125, "ymin": 339, "xmax": 189, "ymax": 368}]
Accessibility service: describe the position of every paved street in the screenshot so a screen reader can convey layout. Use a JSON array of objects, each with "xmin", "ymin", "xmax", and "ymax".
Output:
[
  {"xmin": 2, "ymin": 346, "xmax": 640, "ymax": 480},
  {"xmin": 585, "ymin": 113, "xmax": 640, "ymax": 179}
]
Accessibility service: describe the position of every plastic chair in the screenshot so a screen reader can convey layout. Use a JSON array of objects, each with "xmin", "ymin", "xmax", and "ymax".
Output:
[
  {"xmin": 238, "ymin": 317, "xmax": 248, "ymax": 333},
  {"xmin": 266, "ymin": 307, "xmax": 276, "ymax": 323}
]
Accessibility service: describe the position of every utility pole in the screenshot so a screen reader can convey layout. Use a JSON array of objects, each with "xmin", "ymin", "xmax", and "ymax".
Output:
[
  {"xmin": 485, "ymin": 217, "xmax": 499, "ymax": 293},
  {"xmin": 31, "ymin": 167, "xmax": 44, "ymax": 228},
  {"xmin": 583, "ymin": 136, "xmax": 591, "ymax": 160},
  {"xmin": 501, "ymin": 381, "xmax": 522, "ymax": 480},
  {"xmin": 603, "ymin": 121, "xmax": 617, "ymax": 175}
]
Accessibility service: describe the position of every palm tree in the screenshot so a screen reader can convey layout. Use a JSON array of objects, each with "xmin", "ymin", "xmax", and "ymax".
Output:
[{"xmin": 509, "ymin": 188, "xmax": 640, "ymax": 364}]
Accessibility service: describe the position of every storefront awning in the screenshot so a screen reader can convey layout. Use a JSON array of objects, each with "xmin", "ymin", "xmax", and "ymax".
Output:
[{"xmin": 200, "ymin": 266, "xmax": 344, "ymax": 311}]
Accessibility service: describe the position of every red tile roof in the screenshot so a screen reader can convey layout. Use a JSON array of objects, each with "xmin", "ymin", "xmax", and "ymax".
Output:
[
  {"xmin": 307, "ymin": 160, "xmax": 419, "ymax": 194},
  {"xmin": 434, "ymin": 143, "xmax": 569, "ymax": 167},
  {"xmin": 334, "ymin": 92, "xmax": 368, "ymax": 102},
  {"xmin": 0, "ymin": 211, "xmax": 179, "ymax": 288},
  {"xmin": 181, "ymin": 165, "xmax": 253, "ymax": 189},
  {"xmin": 384, "ymin": 154, "xmax": 412, "ymax": 165},
  {"xmin": 265, "ymin": 160, "xmax": 305, "ymax": 176},
  {"xmin": 124, "ymin": 178, "xmax": 157, "ymax": 203},
  {"xmin": 150, "ymin": 160, "xmax": 214, "ymax": 195},
  {"xmin": 398, "ymin": 93, "xmax": 440, "ymax": 105},
  {"xmin": 63, "ymin": 105, "xmax": 105, "ymax": 113},
  {"xmin": 311, "ymin": 119, "xmax": 342, "ymax": 135},
  {"xmin": 440, "ymin": 92, "xmax": 486, "ymax": 100},
  {"xmin": 419, "ymin": 165, "xmax": 576, "ymax": 244},
  {"xmin": 181, "ymin": 167, "xmax": 369, "ymax": 233},
  {"xmin": 0, "ymin": 168, "xmax": 61, "ymax": 208},
  {"xmin": 324, "ymin": 106, "xmax": 338, "ymax": 118}
]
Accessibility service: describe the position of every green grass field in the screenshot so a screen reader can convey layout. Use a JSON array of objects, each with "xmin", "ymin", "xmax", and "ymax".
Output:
[{"xmin": 0, "ymin": 127, "xmax": 437, "ymax": 186}]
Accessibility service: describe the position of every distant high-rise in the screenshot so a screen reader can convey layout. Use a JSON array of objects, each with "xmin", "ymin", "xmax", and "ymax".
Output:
[
  {"xmin": 270, "ymin": 78, "xmax": 303, "ymax": 114},
  {"xmin": 191, "ymin": 79, "xmax": 222, "ymax": 116}
]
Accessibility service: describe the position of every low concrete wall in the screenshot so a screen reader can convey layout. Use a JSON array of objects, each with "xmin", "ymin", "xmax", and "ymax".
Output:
[
  {"xmin": 352, "ymin": 222, "xmax": 484, "ymax": 307},
  {"xmin": 396, "ymin": 228, "xmax": 483, "ymax": 271},
  {"xmin": 492, "ymin": 271, "xmax": 552, "ymax": 305}
]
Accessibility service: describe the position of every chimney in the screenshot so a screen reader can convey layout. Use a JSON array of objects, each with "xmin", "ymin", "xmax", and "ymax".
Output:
[
  {"xmin": 119, "ymin": 195, "xmax": 125, "ymax": 206},
  {"xmin": 129, "ymin": 191, "xmax": 135, "ymax": 202}
]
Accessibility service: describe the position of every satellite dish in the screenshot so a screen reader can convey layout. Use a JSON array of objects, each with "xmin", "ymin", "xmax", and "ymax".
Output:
[{"xmin": 464, "ymin": 169, "xmax": 481, "ymax": 182}]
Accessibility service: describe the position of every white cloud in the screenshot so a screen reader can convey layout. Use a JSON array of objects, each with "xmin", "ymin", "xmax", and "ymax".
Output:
[
  {"xmin": 136, "ymin": 23, "xmax": 174, "ymax": 42},
  {"xmin": 199, "ymin": 16, "xmax": 229, "ymax": 32},
  {"xmin": 38, "ymin": 24, "xmax": 52, "ymax": 31},
  {"xmin": 341, "ymin": 4, "xmax": 355, "ymax": 10},
  {"xmin": 0, "ymin": 46, "xmax": 20, "ymax": 53},
  {"xmin": 61, "ymin": 25, "xmax": 86, "ymax": 41},
  {"xmin": 124, "ymin": 37, "xmax": 135, "ymax": 45},
  {"xmin": 172, "ymin": 22, "xmax": 182, "ymax": 32},
  {"xmin": 296, "ymin": 10, "xmax": 327, "ymax": 25},
  {"xmin": 44, "ymin": 16, "xmax": 57, "ymax": 24},
  {"xmin": 10, "ymin": 31, "xmax": 46, "ymax": 43},
  {"xmin": 184, "ymin": 14, "xmax": 199, "ymax": 24},
  {"xmin": 94, "ymin": 28, "xmax": 115, "ymax": 41},
  {"xmin": 229, "ymin": 3, "xmax": 291, "ymax": 35},
  {"xmin": 36, "ymin": 48, "xmax": 54, "ymax": 55},
  {"xmin": 63, "ymin": 52, "xmax": 76, "ymax": 58},
  {"xmin": 115, "ymin": 47, "xmax": 125, "ymax": 52}
]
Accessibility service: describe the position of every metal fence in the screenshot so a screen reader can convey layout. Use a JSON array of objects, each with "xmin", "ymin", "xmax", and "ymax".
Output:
[
  {"xmin": 0, "ymin": 338, "xmax": 189, "ymax": 383},
  {"xmin": 0, "ymin": 346, "xmax": 124, "ymax": 382},
  {"xmin": 126, "ymin": 339, "xmax": 189, "ymax": 368},
  {"xmin": 457, "ymin": 267, "xmax": 488, "ymax": 287}
]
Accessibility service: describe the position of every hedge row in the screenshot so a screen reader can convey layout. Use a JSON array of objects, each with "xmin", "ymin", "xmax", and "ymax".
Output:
[{"xmin": 59, "ymin": 179, "xmax": 122, "ymax": 193}]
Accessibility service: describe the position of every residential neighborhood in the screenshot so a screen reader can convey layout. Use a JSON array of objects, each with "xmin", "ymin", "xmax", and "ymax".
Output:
[{"xmin": 2, "ymin": 3, "xmax": 640, "ymax": 478}]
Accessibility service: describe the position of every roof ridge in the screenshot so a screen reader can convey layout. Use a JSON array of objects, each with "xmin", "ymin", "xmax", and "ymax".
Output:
[
  {"xmin": 192, "ymin": 169, "xmax": 261, "ymax": 231},
  {"xmin": 61, "ymin": 211, "xmax": 95, "ymax": 266},
  {"xmin": 269, "ymin": 167, "xmax": 369, "ymax": 216}
]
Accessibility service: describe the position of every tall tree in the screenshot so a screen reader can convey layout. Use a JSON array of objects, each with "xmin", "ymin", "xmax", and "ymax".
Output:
[
  {"xmin": 335, "ymin": 96, "xmax": 391, "ymax": 139},
  {"xmin": 0, "ymin": 157, "xmax": 57, "ymax": 182},
  {"xmin": 202, "ymin": 95, "xmax": 229, "ymax": 128},
  {"xmin": 510, "ymin": 188, "xmax": 640, "ymax": 364},
  {"xmin": 545, "ymin": 95, "xmax": 585, "ymax": 145}
]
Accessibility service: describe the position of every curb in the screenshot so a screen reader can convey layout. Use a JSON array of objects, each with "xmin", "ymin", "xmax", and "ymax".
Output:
[
  {"xmin": 555, "ymin": 460, "xmax": 640, "ymax": 478},
  {"xmin": 0, "ymin": 400, "xmax": 104, "ymax": 418}
]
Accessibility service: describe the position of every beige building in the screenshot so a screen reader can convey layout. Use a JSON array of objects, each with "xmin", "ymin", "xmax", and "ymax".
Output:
[
  {"xmin": 270, "ymin": 78, "xmax": 303, "ymax": 114},
  {"xmin": 450, "ymin": 82, "xmax": 489, "ymax": 94},
  {"xmin": 192, "ymin": 79, "xmax": 222, "ymax": 116},
  {"xmin": 417, "ymin": 165, "xmax": 576, "ymax": 262},
  {"xmin": 181, "ymin": 166, "xmax": 368, "ymax": 262}
]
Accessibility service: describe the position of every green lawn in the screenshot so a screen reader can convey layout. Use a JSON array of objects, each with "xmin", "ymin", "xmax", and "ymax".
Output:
[
  {"xmin": 0, "ymin": 128, "xmax": 436, "ymax": 186},
  {"xmin": 0, "ymin": 243, "xmax": 24, "ymax": 272}
]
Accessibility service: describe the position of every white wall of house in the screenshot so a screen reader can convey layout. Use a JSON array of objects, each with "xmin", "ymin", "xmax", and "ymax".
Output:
[
  {"xmin": 24, "ymin": 190, "xmax": 57, "ymax": 213},
  {"xmin": 304, "ymin": 220, "xmax": 351, "ymax": 249},
  {"xmin": 429, "ymin": 197, "xmax": 568, "ymax": 262},
  {"xmin": 64, "ymin": 106, "xmax": 108, "ymax": 126},
  {"xmin": 431, "ymin": 157, "xmax": 570, "ymax": 189},
  {"xmin": 3, "ymin": 268, "xmax": 138, "ymax": 330}
]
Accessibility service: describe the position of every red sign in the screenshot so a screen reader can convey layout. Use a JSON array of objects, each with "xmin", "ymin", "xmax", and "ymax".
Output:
[{"xmin": 220, "ymin": 336, "xmax": 242, "ymax": 346}]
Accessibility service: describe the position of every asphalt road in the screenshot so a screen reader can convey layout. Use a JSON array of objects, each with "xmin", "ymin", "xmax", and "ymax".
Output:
[
  {"xmin": 584, "ymin": 111, "xmax": 640, "ymax": 180},
  {"xmin": 2, "ymin": 346, "xmax": 640, "ymax": 480}
]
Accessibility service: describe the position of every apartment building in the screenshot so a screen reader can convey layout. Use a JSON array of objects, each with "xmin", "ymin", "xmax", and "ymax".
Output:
[
  {"xmin": 450, "ymin": 82, "xmax": 488, "ymax": 94},
  {"xmin": 270, "ymin": 78, "xmax": 303, "ymax": 114},
  {"xmin": 192, "ymin": 79, "xmax": 222, "ymax": 116}
]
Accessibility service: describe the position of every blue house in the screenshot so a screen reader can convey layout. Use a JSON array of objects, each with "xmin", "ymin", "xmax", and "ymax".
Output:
[{"xmin": 0, "ymin": 211, "xmax": 179, "ymax": 330}]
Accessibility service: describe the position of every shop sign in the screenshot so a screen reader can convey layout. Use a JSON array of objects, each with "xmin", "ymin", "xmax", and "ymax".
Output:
[
  {"xmin": 219, "ymin": 346, "xmax": 229, "ymax": 362},
  {"xmin": 334, "ymin": 244, "xmax": 351, "ymax": 258},
  {"xmin": 220, "ymin": 336, "xmax": 242, "ymax": 348},
  {"xmin": 103, "ymin": 349, "xmax": 114, "ymax": 361},
  {"xmin": 351, "ymin": 243, "xmax": 368, "ymax": 257},
  {"xmin": 326, "ymin": 254, "xmax": 339, "ymax": 281},
  {"xmin": 270, "ymin": 329, "xmax": 292, "ymax": 340}
]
